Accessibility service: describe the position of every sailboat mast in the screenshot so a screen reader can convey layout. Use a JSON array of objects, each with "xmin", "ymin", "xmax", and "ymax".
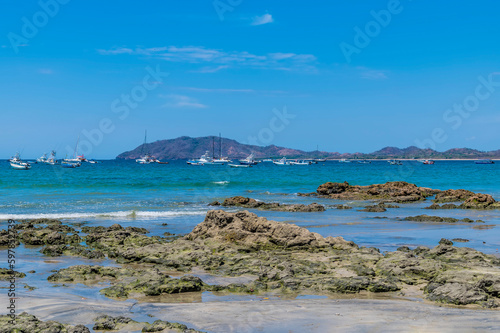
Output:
[
  {"xmin": 74, "ymin": 135, "xmax": 80, "ymax": 158},
  {"xmin": 212, "ymin": 137, "xmax": 215, "ymax": 159},
  {"xmin": 219, "ymin": 133, "xmax": 222, "ymax": 159}
]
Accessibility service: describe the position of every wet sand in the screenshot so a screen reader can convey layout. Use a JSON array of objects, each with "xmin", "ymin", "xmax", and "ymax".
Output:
[{"xmin": 18, "ymin": 294, "xmax": 500, "ymax": 332}]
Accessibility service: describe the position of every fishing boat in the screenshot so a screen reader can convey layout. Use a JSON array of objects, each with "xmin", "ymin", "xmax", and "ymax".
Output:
[
  {"xmin": 339, "ymin": 159, "xmax": 351, "ymax": 163},
  {"xmin": 239, "ymin": 153, "xmax": 258, "ymax": 165},
  {"xmin": 273, "ymin": 157, "xmax": 291, "ymax": 166},
  {"xmin": 46, "ymin": 151, "xmax": 58, "ymax": 165},
  {"xmin": 9, "ymin": 152, "xmax": 31, "ymax": 170},
  {"xmin": 289, "ymin": 160, "xmax": 312, "ymax": 165},
  {"xmin": 37, "ymin": 153, "xmax": 48, "ymax": 163},
  {"xmin": 229, "ymin": 164, "xmax": 251, "ymax": 168},
  {"xmin": 475, "ymin": 159, "xmax": 494, "ymax": 164},
  {"xmin": 187, "ymin": 151, "xmax": 213, "ymax": 165}
]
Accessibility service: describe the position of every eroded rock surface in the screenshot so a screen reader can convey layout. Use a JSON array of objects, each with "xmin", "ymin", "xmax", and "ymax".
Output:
[
  {"xmin": 42, "ymin": 210, "xmax": 500, "ymax": 308},
  {"xmin": 211, "ymin": 196, "xmax": 325, "ymax": 212},
  {"xmin": 300, "ymin": 181, "xmax": 440, "ymax": 203}
]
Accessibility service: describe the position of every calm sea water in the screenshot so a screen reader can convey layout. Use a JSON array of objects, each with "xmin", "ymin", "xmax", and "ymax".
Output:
[{"xmin": 1, "ymin": 160, "xmax": 499, "ymax": 253}]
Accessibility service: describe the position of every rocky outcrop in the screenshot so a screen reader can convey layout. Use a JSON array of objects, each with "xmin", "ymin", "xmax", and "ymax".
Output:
[
  {"xmin": 359, "ymin": 203, "xmax": 400, "ymax": 212},
  {"xmin": 31, "ymin": 211, "xmax": 500, "ymax": 309},
  {"xmin": 212, "ymin": 196, "xmax": 325, "ymax": 212},
  {"xmin": 434, "ymin": 190, "xmax": 500, "ymax": 209},
  {"xmin": 0, "ymin": 312, "xmax": 90, "ymax": 333},
  {"xmin": 185, "ymin": 210, "xmax": 351, "ymax": 249},
  {"xmin": 301, "ymin": 181, "xmax": 440, "ymax": 203},
  {"xmin": 402, "ymin": 215, "xmax": 483, "ymax": 223},
  {"xmin": 48, "ymin": 265, "xmax": 207, "ymax": 299}
]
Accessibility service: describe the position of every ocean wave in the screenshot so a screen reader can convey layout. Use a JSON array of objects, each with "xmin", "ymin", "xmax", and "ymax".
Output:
[
  {"xmin": 0, "ymin": 210, "xmax": 208, "ymax": 221},
  {"xmin": 212, "ymin": 181, "xmax": 229, "ymax": 185}
]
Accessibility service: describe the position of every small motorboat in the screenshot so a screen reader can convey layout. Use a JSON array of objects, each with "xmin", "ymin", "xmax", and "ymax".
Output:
[
  {"xmin": 423, "ymin": 160, "xmax": 435, "ymax": 165},
  {"xmin": 339, "ymin": 159, "xmax": 351, "ymax": 163},
  {"xmin": 156, "ymin": 161, "xmax": 169, "ymax": 164},
  {"xmin": 61, "ymin": 161, "xmax": 78, "ymax": 168},
  {"xmin": 289, "ymin": 160, "xmax": 312, "ymax": 165},
  {"xmin": 9, "ymin": 152, "xmax": 31, "ymax": 170},
  {"xmin": 37, "ymin": 153, "xmax": 48, "ymax": 163},
  {"xmin": 315, "ymin": 158, "xmax": 327, "ymax": 162},
  {"xmin": 475, "ymin": 159, "xmax": 494, "ymax": 164},
  {"xmin": 273, "ymin": 157, "xmax": 291, "ymax": 166},
  {"xmin": 389, "ymin": 160, "xmax": 403, "ymax": 165},
  {"xmin": 88, "ymin": 159, "xmax": 98, "ymax": 164},
  {"xmin": 356, "ymin": 160, "xmax": 371, "ymax": 164},
  {"xmin": 239, "ymin": 153, "xmax": 258, "ymax": 165},
  {"xmin": 229, "ymin": 164, "xmax": 251, "ymax": 168}
]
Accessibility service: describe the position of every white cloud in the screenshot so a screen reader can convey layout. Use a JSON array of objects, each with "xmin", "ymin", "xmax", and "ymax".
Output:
[
  {"xmin": 192, "ymin": 65, "xmax": 229, "ymax": 73},
  {"xmin": 98, "ymin": 45, "xmax": 316, "ymax": 72},
  {"xmin": 251, "ymin": 13, "xmax": 274, "ymax": 26},
  {"xmin": 356, "ymin": 67, "xmax": 388, "ymax": 80},
  {"xmin": 160, "ymin": 94, "xmax": 207, "ymax": 109}
]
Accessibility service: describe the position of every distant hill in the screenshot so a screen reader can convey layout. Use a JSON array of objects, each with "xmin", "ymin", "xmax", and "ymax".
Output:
[{"xmin": 116, "ymin": 136, "xmax": 500, "ymax": 160}]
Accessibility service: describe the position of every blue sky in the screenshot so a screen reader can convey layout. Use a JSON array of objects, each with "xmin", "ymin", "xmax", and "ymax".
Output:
[{"xmin": 1, "ymin": 0, "xmax": 500, "ymax": 158}]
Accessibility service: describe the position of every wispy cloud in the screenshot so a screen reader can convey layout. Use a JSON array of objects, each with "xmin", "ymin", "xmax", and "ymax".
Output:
[
  {"xmin": 160, "ymin": 94, "xmax": 207, "ymax": 109},
  {"xmin": 38, "ymin": 69, "xmax": 54, "ymax": 75},
  {"xmin": 357, "ymin": 67, "xmax": 388, "ymax": 80},
  {"xmin": 251, "ymin": 13, "xmax": 274, "ymax": 26},
  {"xmin": 181, "ymin": 87, "xmax": 255, "ymax": 93},
  {"xmin": 98, "ymin": 46, "xmax": 316, "ymax": 72},
  {"xmin": 192, "ymin": 65, "xmax": 229, "ymax": 73}
]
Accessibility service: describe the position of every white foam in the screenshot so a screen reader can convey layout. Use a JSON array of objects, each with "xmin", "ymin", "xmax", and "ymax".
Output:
[
  {"xmin": 212, "ymin": 181, "xmax": 230, "ymax": 185},
  {"xmin": 0, "ymin": 210, "xmax": 208, "ymax": 221}
]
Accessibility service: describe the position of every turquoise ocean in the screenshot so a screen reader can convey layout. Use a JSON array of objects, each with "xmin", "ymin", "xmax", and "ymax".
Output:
[{"xmin": 1, "ymin": 160, "xmax": 499, "ymax": 254}]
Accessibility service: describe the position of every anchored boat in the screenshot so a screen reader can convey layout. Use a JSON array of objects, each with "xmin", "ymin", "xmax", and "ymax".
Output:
[{"xmin": 10, "ymin": 152, "xmax": 31, "ymax": 170}]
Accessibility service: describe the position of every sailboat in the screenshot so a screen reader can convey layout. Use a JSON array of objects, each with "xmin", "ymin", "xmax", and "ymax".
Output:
[
  {"xmin": 64, "ymin": 136, "xmax": 85, "ymax": 165},
  {"xmin": 136, "ymin": 130, "xmax": 158, "ymax": 164},
  {"xmin": 212, "ymin": 134, "xmax": 231, "ymax": 164},
  {"xmin": 9, "ymin": 152, "xmax": 31, "ymax": 170}
]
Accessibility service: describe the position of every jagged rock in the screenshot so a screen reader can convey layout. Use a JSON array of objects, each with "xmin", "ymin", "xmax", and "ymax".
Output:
[
  {"xmin": 0, "ymin": 312, "xmax": 90, "ymax": 332},
  {"xmin": 434, "ymin": 189, "xmax": 477, "ymax": 203},
  {"xmin": 220, "ymin": 196, "xmax": 325, "ymax": 212},
  {"xmin": 185, "ymin": 210, "xmax": 353, "ymax": 249},
  {"xmin": 308, "ymin": 181, "xmax": 440, "ymax": 203},
  {"xmin": 425, "ymin": 203, "xmax": 459, "ymax": 209},
  {"xmin": 402, "ymin": 215, "xmax": 482, "ymax": 223},
  {"xmin": 460, "ymin": 193, "xmax": 498, "ymax": 209}
]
